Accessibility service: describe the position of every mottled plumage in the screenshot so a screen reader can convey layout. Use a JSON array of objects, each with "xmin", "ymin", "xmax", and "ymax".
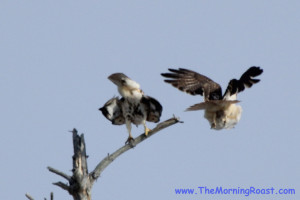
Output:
[
  {"xmin": 161, "ymin": 66, "xmax": 263, "ymax": 129},
  {"xmin": 99, "ymin": 73, "xmax": 162, "ymax": 143}
]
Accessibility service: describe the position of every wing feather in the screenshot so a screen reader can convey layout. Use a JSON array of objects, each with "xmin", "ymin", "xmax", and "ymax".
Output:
[
  {"xmin": 99, "ymin": 97, "xmax": 125, "ymax": 125},
  {"xmin": 141, "ymin": 95, "xmax": 163, "ymax": 123},
  {"xmin": 223, "ymin": 66, "xmax": 263, "ymax": 100},
  {"xmin": 161, "ymin": 68, "xmax": 222, "ymax": 100}
]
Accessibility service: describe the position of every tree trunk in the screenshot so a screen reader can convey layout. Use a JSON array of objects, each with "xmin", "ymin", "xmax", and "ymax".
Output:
[{"xmin": 47, "ymin": 117, "xmax": 181, "ymax": 200}]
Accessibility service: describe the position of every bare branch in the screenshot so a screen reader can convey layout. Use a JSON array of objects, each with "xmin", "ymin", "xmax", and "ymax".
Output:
[
  {"xmin": 25, "ymin": 192, "xmax": 54, "ymax": 200},
  {"xmin": 90, "ymin": 116, "xmax": 181, "ymax": 181},
  {"xmin": 47, "ymin": 166, "xmax": 71, "ymax": 181},
  {"xmin": 53, "ymin": 182, "xmax": 70, "ymax": 192},
  {"xmin": 25, "ymin": 193, "xmax": 34, "ymax": 200}
]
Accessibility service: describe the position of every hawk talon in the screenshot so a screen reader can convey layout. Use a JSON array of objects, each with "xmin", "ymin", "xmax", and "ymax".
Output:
[
  {"xmin": 144, "ymin": 127, "xmax": 151, "ymax": 137},
  {"xmin": 125, "ymin": 136, "xmax": 135, "ymax": 147},
  {"xmin": 211, "ymin": 123, "xmax": 216, "ymax": 129}
]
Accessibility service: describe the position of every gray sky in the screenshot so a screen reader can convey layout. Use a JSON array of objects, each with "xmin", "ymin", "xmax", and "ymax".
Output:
[{"xmin": 1, "ymin": 1, "xmax": 299, "ymax": 199}]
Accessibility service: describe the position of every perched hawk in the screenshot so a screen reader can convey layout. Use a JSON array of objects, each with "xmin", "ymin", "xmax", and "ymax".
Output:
[
  {"xmin": 161, "ymin": 66, "xmax": 263, "ymax": 130},
  {"xmin": 99, "ymin": 73, "xmax": 162, "ymax": 143}
]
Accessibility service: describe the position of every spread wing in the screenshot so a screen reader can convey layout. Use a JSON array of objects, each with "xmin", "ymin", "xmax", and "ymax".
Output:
[
  {"xmin": 223, "ymin": 66, "xmax": 263, "ymax": 100},
  {"xmin": 141, "ymin": 95, "xmax": 163, "ymax": 123},
  {"xmin": 100, "ymin": 95, "xmax": 162, "ymax": 124},
  {"xmin": 161, "ymin": 68, "xmax": 222, "ymax": 100},
  {"xmin": 99, "ymin": 97, "xmax": 125, "ymax": 125},
  {"xmin": 186, "ymin": 100, "xmax": 240, "ymax": 112}
]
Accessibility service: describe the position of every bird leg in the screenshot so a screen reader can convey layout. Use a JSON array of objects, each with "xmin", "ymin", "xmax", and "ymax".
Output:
[
  {"xmin": 125, "ymin": 119, "xmax": 135, "ymax": 145},
  {"xmin": 211, "ymin": 122, "xmax": 216, "ymax": 129},
  {"xmin": 211, "ymin": 112, "xmax": 217, "ymax": 129},
  {"xmin": 143, "ymin": 120, "xmax": 151, "ymax": 137}
]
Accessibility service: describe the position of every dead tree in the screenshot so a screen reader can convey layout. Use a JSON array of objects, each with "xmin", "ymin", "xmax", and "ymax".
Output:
[{"xmin": 47, "ymin": 117, "xmax": 181, "ymax": 200}]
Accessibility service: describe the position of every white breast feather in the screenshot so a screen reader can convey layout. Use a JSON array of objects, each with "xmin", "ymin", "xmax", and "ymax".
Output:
[
  {"xmin": 223, "ymin": 104, "xmax": 242, "ymax": 129},
  {"xmin": 125, "ymin": 79, "xmax": 140, "ymax": 89},
  {"xmin": 204, "ymin": 103, "xmax": 242, "ymax": 130},
  {"xmin": 118, "ymin": 78, "xmax": 143, "ymax": 101}
]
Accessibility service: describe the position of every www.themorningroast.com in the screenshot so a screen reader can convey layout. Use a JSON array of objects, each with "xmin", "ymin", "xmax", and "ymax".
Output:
[{"xmin": 174, "ymin": 186, "xmax": 295, "ymax": 197}]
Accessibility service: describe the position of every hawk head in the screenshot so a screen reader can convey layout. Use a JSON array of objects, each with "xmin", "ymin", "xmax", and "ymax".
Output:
[
  {"xmin": 108, "ymin": 73, "xmax": 141, "ymax": 90},
  {"xmin": 108, "ymin": 73, "xmax": 143, "ymax": 100}
]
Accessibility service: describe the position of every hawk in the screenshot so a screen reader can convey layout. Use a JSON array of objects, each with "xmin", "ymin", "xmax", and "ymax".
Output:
[
  {"xmin": 99, "ymin": 73, "xmax": 162, "ymax": 143},
  {"xmin": 161, "ymin": 66, "xmax": 263, "ymax": 130}
]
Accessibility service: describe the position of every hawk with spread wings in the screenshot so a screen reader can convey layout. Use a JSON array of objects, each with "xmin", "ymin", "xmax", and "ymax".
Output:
[
  {"xmin": 161, "ymin": 66, "xmax": 263, "ymax": 130},
  {"xmin": 99, "ymin": 73, "xmax": 162, "ymax": 144}
]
